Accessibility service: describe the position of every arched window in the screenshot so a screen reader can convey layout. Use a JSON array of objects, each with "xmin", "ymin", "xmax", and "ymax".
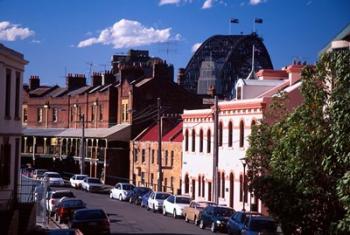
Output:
[
  {"xmin": 228, "ymin": 121, "xmax": 233, "ymax": 147},
  {"xmin": 251, "ymin": 119, "xmax": 256, "ymax": 127},
  {"xmin": 185, "ymin": 129, "xmax": 189, "ymax": 151},
  {"xmin": 184, "ymin": 174, "xmax": 189, "ymax": 194},
  {"xmin": 229, "ymin": 173, "xmax": 234, "ymax": 208},
  {"xmin": 199, "ymin": 129, "xmax": 203, "ymax": 152},
  {"xmin": 207, "ymin": 129, "xmax": 211, "ymax": 153},
  {"xmin": 198, "ymin": 175, "xmax": 201, "ymax": 197},
  {"xmin": 239, "ymin": 120, "xmax": 244, "ymax": 147},
  {"xmin": 192, "ymin": 129, "xmax": 196, "ymax": 152},
  {"xmin": 221, "ymin": 172, "xmax": 225, "ymax": 198},
  {"xmin": 202, "ymin": 176, "xmax": 205, "ymax": 197},
  {"xmin": 217, "ymin": 171, "xmax": 221, "ymax": 198},
  {"xmin": 219, "ymin": 122, "xmax": 223, "ymax": 147}
]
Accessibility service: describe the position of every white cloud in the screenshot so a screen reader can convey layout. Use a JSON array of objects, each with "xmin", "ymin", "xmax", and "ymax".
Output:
[
  {"xmin": 202, "ymin": 0, "xmax": 214, "ymax": 9},
  {"xmin": 31, "ymin": 39, "xmax": 41, "ymax": 44},
  {"xmin": 78, "ymin": 19, "xmax": 180, "ymax": 49},
  {"xmin": 0, "ymin": 21, "xmax": 34, "ymax": 41},
  {"xmin": 249, "ymin": 0, "xmax": 264, "ymax": 5},
  {"xmin": 159, "ymin": 0, "xmax": 181, "ymax": 5},
  {"xmin": 192, "ymin": 42, "xmax": 202, "ymax": 53}
]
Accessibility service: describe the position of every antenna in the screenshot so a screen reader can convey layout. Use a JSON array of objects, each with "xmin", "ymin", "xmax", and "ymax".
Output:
[
  {"xmin": 85, "ymin": 61, "xmax": 95, "ymax": 78},
  {"xmin": 158, "ymin": 40, "xmax": 178, "ymax": 62}
]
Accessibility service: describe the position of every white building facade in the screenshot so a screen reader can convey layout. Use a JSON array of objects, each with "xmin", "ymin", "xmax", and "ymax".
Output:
[
  {"xmin": 0, "ymin": 44, "xmax": 27, "ymax": 211},
  {"xmin": 181, "ymin": 64, "xmax": 304, "ymax": 214}
]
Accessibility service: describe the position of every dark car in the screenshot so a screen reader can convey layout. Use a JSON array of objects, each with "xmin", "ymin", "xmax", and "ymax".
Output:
[
  {"xmin": 140, "ymin": 191, "xmax": 152, "ymax": 208},
  {"xmin": 128, "ymin": 187, "xmax": 152, "ymax": 205},
  {"xmin": 227, "ymin": 211, "xmax": 262, "ymax": 235},
  {"xmin": 241, "ymin": 215, "xmax": 279, "ymax": 235},
  {"xmin": 198, "ymin": 205, "xmax": 234, "ymax": 233},
  {"xmin": 69, "ymin": 209, "xmax": 110, "ymax": 235},
  {"xmin": 55, "ymin": 198, "xmax": 86, "ymax": 224}
]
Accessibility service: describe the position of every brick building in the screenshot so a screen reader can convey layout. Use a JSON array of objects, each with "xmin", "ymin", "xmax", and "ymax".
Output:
[{"xmin": 130, "ymin": 120, "xmax": 183, "ymax": 194}]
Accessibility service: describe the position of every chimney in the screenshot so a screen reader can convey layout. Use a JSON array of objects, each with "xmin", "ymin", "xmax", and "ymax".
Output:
[
  {"xmin": 66, "ymin": 73, "xmax": 86, "ymax": 90},
  {"xmin": 152, "ymin": 61, "xmax": 174, "ymax": 81},
  {"xmin": 102, "ymin": 71, "xmax": 116, "ymax": 85},
  {"xmin": 91, "ymin": 72, "xmax": 102, "ymax": 86},
  {"xmin": 29, "ymin": 75, "xmax": 40, "ymax": 90},
  {"xmin": 286, "ymin": 64, "xmax": 304, "ymax": 86}
]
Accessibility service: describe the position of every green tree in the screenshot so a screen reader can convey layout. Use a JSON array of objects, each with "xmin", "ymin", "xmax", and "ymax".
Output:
[{"xmin": 246, "ymin": 50, "xmax": 350, "ymax": 234}]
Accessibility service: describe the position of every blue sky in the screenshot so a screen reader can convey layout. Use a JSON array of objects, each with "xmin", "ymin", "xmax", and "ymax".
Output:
[{"xmin": 1, "ymin": 0, "xmax": 349, "ymax": 86}]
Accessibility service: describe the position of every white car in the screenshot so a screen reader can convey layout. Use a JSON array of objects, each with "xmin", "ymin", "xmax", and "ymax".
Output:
[
  {"xmin": 69, "ymin": 174, "xmax": 87, "ymax": 188},
  {"xmin": 81, "ymin": 177, "xmax": 104, "ymax": 192},
  {"xmin": 110, "ymin": 183, "xmax": 135, "ymax": 201},
  {"xmin": 162, "ymin": 195, "xmax": 191, "ymax": 218},
  {"xmin": 46, "ymin": 190, "xmax": 75, "ymax": 216},
  {"xmin": 147, "ymin": 191, "xmax": 171, "ymax": 212},
  {"xmin": 43, "ymin": 172, "xmax": 65, "ymax": 186}
]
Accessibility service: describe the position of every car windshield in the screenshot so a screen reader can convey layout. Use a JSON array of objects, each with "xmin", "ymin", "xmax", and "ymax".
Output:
[
  {"xmin": 122, "ymin": 185, "xmax": 134, "ymax": 190},
  {"xmin": 176, "ymin": 197, "xmax": 191, "ymax": 204},
  {"xmin": 52, "ymin": 192, "xmax": 74, "ymax": 199},
  {"xmin": 138, "ymin": 188, "xmax": 150, "ymax": 194},
  {"xmin": 249, "ymin": 219, "xmax": 277, "ymax": 232},
  {"xmin": 75, "ymin": 210, "xmax": 107, "ymax": 220},
  {"xmin": 88, "ymin": 178, "xmax": 101, "ymax": 184},
  {"xmin": 214, "ymin": 207, "xmax": 234, "ymax": 217},
  {"xmin": 155, "ymin": 193, "xmax": 169, "ymax": 199},
  {"xmin": 198, "ymin": 202, "xmax": 216, "ymax": 208},
  {"xmin": 47, "ymin": 173, "xmax": 61, "ymax": 178},
  {"xmin": 62, "ymin": 200, "xmax": 84, "ymax": 208},
  {"xmin": 76, "ymin": 176, "xmax": 86, "ymax": 180}
]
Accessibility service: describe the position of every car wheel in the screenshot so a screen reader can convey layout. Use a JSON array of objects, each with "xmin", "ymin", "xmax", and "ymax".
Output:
[
  {"xmin": 146, "ymin": 205, "xmax": 150, "ymax": 211},
  {"xmin": 109, "ymin": 193, "xmax": 113, "ymax": 199},
  {"xmin": 153, "ymin": 205, "xmax": 156, "ymax": 213},
  {"xmin": 163, "ymin": 207, "xmax": 167, "ymax": 216},
  {"xmin": 129, "ymin": 198, "xmax": 132, "ymax": 203},
  {"xmin": 194, "ymin": 216, "xmax": 199, "ymax": 226},
  {"xmin": 185, "ymin": 214, "xmax": 189, "ymax": 223},
  {"xmin": 119, "ymin": 194, "xmax": 122, "ymax": 201},
  {"xmin": 211, "ymin": 222, "xmax": 216, "ymax": 233},
  {"xmin": 173, "ymin": 209, "xmax": 177, "ymax": 219},
  {"xmin": 199, "ymin": 220, "xmax": 205, "ymax": 229}
]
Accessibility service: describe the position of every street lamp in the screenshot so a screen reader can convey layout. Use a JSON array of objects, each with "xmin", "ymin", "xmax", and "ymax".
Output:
[
  {"xmin": 240, "ymin": 157, "xmax": 247, "ymax": 211},
  {"xmin": 79, "ymin": 113, "xmax": 85, "ymax": 175}
]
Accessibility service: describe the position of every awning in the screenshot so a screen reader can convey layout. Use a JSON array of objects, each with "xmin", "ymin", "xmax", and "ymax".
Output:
[{"xmin": 23, "ymin": 124, "xmax": 131, "ymax": 141}]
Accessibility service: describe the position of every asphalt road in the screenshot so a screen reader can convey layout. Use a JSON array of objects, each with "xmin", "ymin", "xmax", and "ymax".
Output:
[{"xmin": 55, "ymin": 187, "xmax": 218, "ymax": 235}]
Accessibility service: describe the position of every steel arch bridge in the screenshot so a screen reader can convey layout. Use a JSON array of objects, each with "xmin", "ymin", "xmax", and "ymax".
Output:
[{"xmin": 183, "ymin": 33, "xmax": 273, "ymax": 98}]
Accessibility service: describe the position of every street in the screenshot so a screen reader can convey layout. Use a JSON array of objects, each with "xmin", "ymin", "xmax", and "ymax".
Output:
[{"xmin": 54, "ymin": 187, "xmax": 216, "ymax": 235}]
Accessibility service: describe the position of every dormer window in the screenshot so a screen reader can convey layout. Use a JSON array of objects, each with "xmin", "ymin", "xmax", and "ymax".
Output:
[{"xmin": 237, "ymin": 86, "xmax": 242, "ymax": 100}]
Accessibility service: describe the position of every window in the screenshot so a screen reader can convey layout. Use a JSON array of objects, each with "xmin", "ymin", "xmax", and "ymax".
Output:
[
  {"xmin": 134, "ymin": 149, "xmax": 138, "ymax": 162},
  {"xmin": 151, "ymin": 173, "xmax": 154, "ymax": 187},
  {"xmin": 91, "ymin": 105, "xmax": 95, "ymax": 121},
  {"xmin": 15, "ymin": 72, "xmax": 21, "ymax": 119},
  {"xmin": 239, "ymin": 120, "xmax": 244, "ymax": 147},
  {"xmin": 141, "ymin": 149, "xmax": 145, "ymax": 163},
  {"xmin": 239, "ymin": 175, "xmax": 243, "ymax": 202},
  {"xmin": 141, "ymin": 172, "xmax": 145, "ymax": 184},
  {"xmin": 23, "ymin": 107, "xmax": 28, "ymax": 123},
  {"xmin": 217, "ymin": 172, "xmax": 221, "ymax": 198},
  {"xmin": 184, "ymin": 174, "xmax": 189, "ymax": 194},
  {"xmin": 5, "ymin": 69, "xmax": 11, "ymax": 118},
  {"xmin": 0, "ymin": 142, "xmax": 11, "ymax": 186},
  {"xmin": 185, "ymin": 129, "xmax": 189, "ymax": 151},
  {"xmin": 170, "ymin": 151, "xmax": 174, "ymax": 166},
  {"xmin": 198, "ymin": 176, "xmax": 201, "ymax": 197},
  {"xmin": 221, "ymin": 172, "xmax": 225, "ymax": 198},
  {"xmin": 37, "ymin": 107, "xmax": 43, "ymax": 123},
  {"xmin": 191, "ymin": 129, "xmax": 196, "ymax": 152},
  {"xmin": 219, "ymin": 122, "xmax": 223, "ymax": 147},
  {"xmin": 164, "ymin": 178, "xmax": 168, "ymax": 191},
  {"xmin": 165, "ymin": 150, "xmax": 168, "ymax": 166},
  {"xmin": 199, "ymin": 129, "xmax": 203, "ymax": 152},
  {"xmin": 99, "ymin": 105, "xmax": 103, "ymax": 120},
  {"xmin": 228, "ymin": 121, "xmax": 233, "ymax": 147},
  {"xmin": 237, "ymin": 86, "xmax": 242, "ymax": 100},
  {"xmin": 151, "ymin": 149, "xmax": 155, "ymax": 163},
  {"xmin": 121, "ymin": 99, "xmax": 129, "ymax": 122},
  {"xmin": 70, "ymin": 107, "xmax": 74, "ymax": 122},
  {"xmin": 207, "ymin": 129, "xmax": 211, "ymax": 153},
  {"xmin": 202, "ymin": 176, "xmax": 205, "ymax": 197},
  {"xmin": 52, "ymin": 108, "xmax": 58, "ymax": 122}
]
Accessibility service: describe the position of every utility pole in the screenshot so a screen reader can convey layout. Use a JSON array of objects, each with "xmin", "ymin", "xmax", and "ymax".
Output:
[
  {"xmin": 213, "ymin": 94, "xmax": 219, "ymax": 204},
  {"xmin": 157, "ymin": 98, "xmax": 163, "ymax": 192},
  {"xmin": 80, "ymin": 114, "xmax": 85, "ymax": 175}
]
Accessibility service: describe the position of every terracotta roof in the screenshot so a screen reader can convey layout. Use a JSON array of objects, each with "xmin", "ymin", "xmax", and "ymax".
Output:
[
  {"xmin": 136, "ymin": 121, "xmax": 183, "ymax": 142},
  {"xmin": 162, "ymin": 122, "xmax": 183, "ymax": 142},
  {"xmin": 137, "ymin": 123, "xmax": 159, "ymax": 142}
]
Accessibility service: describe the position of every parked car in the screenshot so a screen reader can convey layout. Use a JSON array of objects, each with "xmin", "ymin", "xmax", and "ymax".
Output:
[
  {"xmin": 43, "ymin": 171, "xmax": 65, "ymax": 187},
  {"xmin": 70, "ymin": 174, "xmax": 88, "ymax": 188},
  {"xmin": 47, "ymin": 229, "xmax": 79, "ymax": 235},
  {"xmin": 46, "ymin": 190, "xmax": 75, "ymax": 216},
  {"xmin": 162, "ymin": 195, "xmax": 191, "ymax": 218},
  {"xmin": 240, "ymin": 215, "xmax": 279, "ymax": 235},
  {"xmin": 34, "ymin": 182, "xmax": 51, "ymax": 201},
  {"xmin": 147, "ymin": 191, "xmax": 171, "ymax": 212},
  {"xmin": 33, "ymin": 169, "xmax": 47, "ymax": 180},
  {"xmin": 55, "ymin": 198, "xmax": 86, "ymax": 224},
  {"xmin": 69, "ymin": 208, "xmax": 110, "ymax": 235},
  {"xmin": 109, "ymin": 183, "xmax": 135, "ymax": 201},
  {"xmin": 227, "ymin": 211, "xmax": 262, "ymax": 235},
  {"xmin": 183, "ymin": 200, "xmax": 217, "ymax": 225},
  {"xmin": 81, "ymin": 177, "xmax": 104, "ymax": 193},
  {"xmin": 140, "ymin": 191, "xmax": 152, "ymax": 208},
  {"xmin": 128, "ymin": 187, "xmax": 151, "ymax": 205},
  {"xmin": 198, "ymin": 205, "xmax": 234, "ymax": 233}
]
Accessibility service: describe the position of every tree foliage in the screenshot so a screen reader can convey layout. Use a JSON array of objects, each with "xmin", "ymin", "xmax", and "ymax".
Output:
[{"xmin": 246, "ymin": 49, "xmax": 350, "ymax": 234}]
